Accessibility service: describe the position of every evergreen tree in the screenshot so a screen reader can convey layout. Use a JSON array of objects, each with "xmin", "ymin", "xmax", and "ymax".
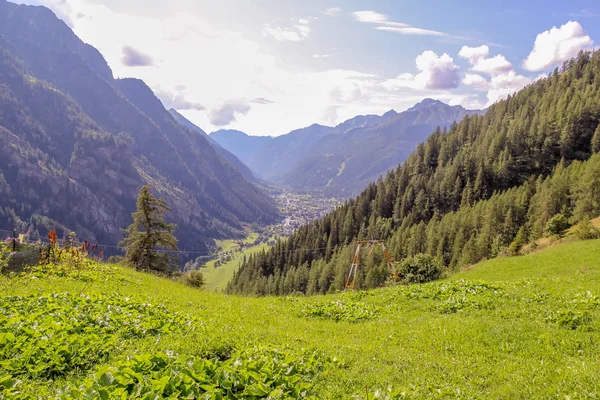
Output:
[
  {"xmin": 120, "ymin": 186, "xmax": 178, "ymax": 274},
  {"xmin": 592, "ymin": 124, "xmax": 600, "ymax": 153}
]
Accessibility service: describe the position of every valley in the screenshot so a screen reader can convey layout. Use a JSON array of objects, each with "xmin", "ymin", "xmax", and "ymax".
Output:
[
  {"xmin": 2, "ymin": 0, "xmax": 600, "ymax": 398},
  {"xmin": 271, "ymin": 189, "xmax": 343, "ymax": 237},
  {"xmin": 195, "ymin": 189, "xmax": 343, "ymax": 291}
]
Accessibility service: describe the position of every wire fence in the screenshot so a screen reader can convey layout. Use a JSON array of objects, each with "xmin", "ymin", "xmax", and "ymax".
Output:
[
  {"xmin": 0, "ymin": 226, "xmax": 342, "ymax": 275},
  {"xmin": 1, "ymin": 227, "xmax": 334, "ymax": 260},
  {"xmin": 4, "ymin": 249, "xmax": 39, "ymax": 273}
]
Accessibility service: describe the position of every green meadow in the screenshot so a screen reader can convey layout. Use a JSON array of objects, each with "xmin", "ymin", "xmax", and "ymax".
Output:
[{"xmin": 1, "ymin": 237, "xmax": 600, "ymax": 399}]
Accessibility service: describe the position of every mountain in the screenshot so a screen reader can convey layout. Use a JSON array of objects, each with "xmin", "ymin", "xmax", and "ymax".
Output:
[
  {"xmin": 0, "ymin": 0, "xmax": 279, "ymax": 253},
  {"xmin": 334, "ymin": 109, "xmax": 398, "ymax": 134},
  {"xmin": 168, "ymin": 109, "xmax": 257, "ymax": 182},
  {"xmin": 245, "ymin": 124, "xmax": 337, "ymax": 181},
  {"xmin": 283, "ymin": 99, "xmax": 483, "ymax": 196},
  {"xmin": 210, "ymin": 130, "xmax": 273, "ymax": 166},
  {"xmin": 210, "ymin": 100, "xmax": 482, "ymax": 196},
  {"xmin": 227, "ymin": 51, "xmax": 600, "ymax": 296}
]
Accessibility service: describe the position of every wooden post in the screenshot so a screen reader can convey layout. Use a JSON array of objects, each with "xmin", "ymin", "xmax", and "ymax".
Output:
[{"xmin": 12, "ymin": 229, "xmax": 16, "ymax": 252}]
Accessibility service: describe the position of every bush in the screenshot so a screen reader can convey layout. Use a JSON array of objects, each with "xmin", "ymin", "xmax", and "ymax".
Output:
[
  {"xmin": 398, "ymin": 253, "xmax": 443, "ymax": 284},
  {"xmin": 574, "ymin": 216, "xmax": 600, "ymax": 240},
  {"xmin": 0, "ymin": 243, "xmax": 11, "ymax": 272},
  {"xmin": 185, "ymin": 270, "xmax": 205, "ymax": 288},
  {"xmin": 544, "ymin": 213, "xmax": 570, "ymax": 237}
]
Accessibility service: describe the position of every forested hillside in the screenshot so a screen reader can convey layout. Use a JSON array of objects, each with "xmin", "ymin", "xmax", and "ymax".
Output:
[
  {"xmin": 228, "ymin": 51, "xmax": 600, "ymax": 295},
  {"xmin": 0, "ymin": 0, "xmax": 278, "ymax": 251}
]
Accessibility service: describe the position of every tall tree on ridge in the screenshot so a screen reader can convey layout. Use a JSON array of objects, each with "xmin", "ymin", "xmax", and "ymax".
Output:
[{"xmin": 120, "ymin": 186, "xmax": 178, "ymax": 274}]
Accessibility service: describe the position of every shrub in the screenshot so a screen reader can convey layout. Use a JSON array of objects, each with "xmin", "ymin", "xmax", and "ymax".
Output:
[
  {"xmin": 0, "ymin": 244, "xmax": 11, "ymax": 272},
  {"xmin": 185, "ymin": 270, "xmax": 205, "ymax": 288},
  {"xmin": 573, "ymin": 216, "xmax": 600, "ymax": 240},
  {"xmin": 544, "ymin": 213, "xmax": 570, "ymax": 237},
  {"xmin": 398, "ymin": 253, "xmax": 443, "ymax": 284}
]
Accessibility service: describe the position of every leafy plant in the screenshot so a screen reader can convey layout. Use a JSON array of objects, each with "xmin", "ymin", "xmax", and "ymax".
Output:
[
  {"xmin": 297, "ymin": 300, "xmax": 378, "ymax": 322},
  {"xmin": 0, "ymin": 293, "xmax": 196, "ymax": 379},
  {"xmin": 546, "ymin": 309, "xmax": 592, "ymax": 330},
  {"xmin": 59, "ymin": 347, "xmax": 336, "ymax": 399}
]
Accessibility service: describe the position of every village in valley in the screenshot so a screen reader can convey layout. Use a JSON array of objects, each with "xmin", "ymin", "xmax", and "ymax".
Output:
[{"xmin": 183, "ymin": 188, "xmax": 343, "ymax": 289}]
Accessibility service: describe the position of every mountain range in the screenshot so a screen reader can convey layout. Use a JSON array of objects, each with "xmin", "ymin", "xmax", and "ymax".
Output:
[
  {"xmin": 0, "ymin": 0, "xmax": 278, "ymax": 252},
  {"xmin": 210, "ymin": 99, "xmax": 483, "ymax": 196}
]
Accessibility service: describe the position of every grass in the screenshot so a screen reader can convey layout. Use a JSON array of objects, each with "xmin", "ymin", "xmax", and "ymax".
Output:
[
  {"xmin": 457, "ymin": 239, "xmax": 600, "ymax": 281},
  {"xmin": 203, "ymin": 231, "xmax": 271, "ymax": 291},
  {"xmin": 202, "ymin": 242, "xmax": 270, "ymax": 291},
  {"xmin": 213, "ymin": 238, "xmax": 239, "ymax": 252},
  {"xmin": 2, "ymin": 238, "xmax": 600, "ymax": 398}
]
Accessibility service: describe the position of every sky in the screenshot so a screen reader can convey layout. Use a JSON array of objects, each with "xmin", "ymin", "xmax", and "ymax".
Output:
[{"xmin": 17, "ymin": 0, "xmax": 600, "ymax": 136}]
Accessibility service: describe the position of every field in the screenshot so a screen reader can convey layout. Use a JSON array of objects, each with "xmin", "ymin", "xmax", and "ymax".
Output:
[
  {"xmin": 202, "ymin": 240, "xmax": 271, "ymax": 291},
  {"xmin": 1, "ymin": 238, "xmax": 600, "ymax": 398}
]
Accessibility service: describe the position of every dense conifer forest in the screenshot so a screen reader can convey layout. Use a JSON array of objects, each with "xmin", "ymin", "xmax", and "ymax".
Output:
[{"xmin": 228, "ymin": 51, "xmax": 600, "ymax": 295}]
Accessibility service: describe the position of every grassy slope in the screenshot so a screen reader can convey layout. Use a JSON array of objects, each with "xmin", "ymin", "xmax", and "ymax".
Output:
[
  {"xmin": 457, "ymin": 239, "xmax": 600, "ymax": 281},
  {"xmin": 3, "ymin": 238, "xmax": 600, "ymax": 398},
  {"xmin": 202, "ymin": 242, "xmax": 270, "ymax": 291}
]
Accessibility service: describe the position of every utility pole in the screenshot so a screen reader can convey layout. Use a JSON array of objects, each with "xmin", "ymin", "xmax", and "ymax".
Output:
[{"xmin": 345, "ymin": 239, "xmax": 400, "ymax": 291}]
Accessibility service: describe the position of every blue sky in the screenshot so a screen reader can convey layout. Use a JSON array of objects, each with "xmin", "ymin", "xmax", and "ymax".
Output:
[{"xmin": 19, "ymin": 0, "xmax": 600, "ymax": 136}]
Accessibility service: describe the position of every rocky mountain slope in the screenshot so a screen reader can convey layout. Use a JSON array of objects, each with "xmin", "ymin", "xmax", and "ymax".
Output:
[
  {"xmin": 168, "ymin": 109, "xmax": 257, "ymax": 182},
  {"xmin": 0, "ymin": 0, "xmax": 279, "ymax": 252}
]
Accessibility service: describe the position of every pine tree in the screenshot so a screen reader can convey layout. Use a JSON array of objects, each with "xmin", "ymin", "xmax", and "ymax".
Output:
[
  {"xmin": 592, "ymin": 124, "xmax": 600, "ymax": 153},
  {"xmin": 120, "ymin": 186, "xmax": 178, "ymax": 274}
]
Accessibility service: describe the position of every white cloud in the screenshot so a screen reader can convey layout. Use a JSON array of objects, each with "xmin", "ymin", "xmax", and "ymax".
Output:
[
  {"xmin": 462, "ymin": 73, "xmax": 489, "ymax": 90},
  {"xmin": 352, "ymin": 10, "xmax": 448, "ymax": 36},
  {"xmin": 320, "ymin": 105, "xmax": 341, "ymax": 125},
  {"xmin": 323, "ymin": 7, "xmax": 342, "ymax": 17},
  {"xmin": 156, "ymin": 88, "xmax": 205, "ymax": 111},
  {"xmin": 23, "ymin": 0, "xmax": 526, "ymax": 133},
  {"xmin": 312, "ymin": 54, "xmax": 330, "ymax": 58},
  {"xmin": 384, "ymin": 51, "xmax": 459, "ymax": 90},
  {"xmin": 458, "ymin": 45, "xmax": 489, "ymax": 64},
  {"xmin": 523, "ymin": 21, "xmax": 593, "ymax": 71},
  {"xmin": 209, "ymin": 100, "xmax": 251, "ymax": 126},
  {"xmin": 459, "ymin": 45, "xmax": 512, "ymax": 76},
  {"xmin": 352, "ymin": 11, "xmax": 405, "ymax": 26},
  {"xmin": 486, "ymin": 71, "xmax": 531, "ymax": 104},
  {"xmin": 415, "ymin": 51, "xmax": 460, "ymax": 89},
  {"xmin": 376, "ymin": 26, "xmax": 447, "ymax": 37},
  {"xmin": 262, "ymin": 23, "xmax": 311, "ymax": 42},
  {"xmin": 459, "ymin": 45, "xmax": 531, "ymax": 106},
  {"xmin": 471, "ymin": 54, "xmax": 513, "ymax": 76}
]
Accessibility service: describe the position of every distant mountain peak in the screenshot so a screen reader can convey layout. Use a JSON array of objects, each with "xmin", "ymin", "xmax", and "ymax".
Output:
[
  {"xmin": 210, "ymin": 129, "xmax": 250, "ymax": 137},
  {"xmin": 408, "ymin": 98, "xmax": 449, "ymax": 111}
]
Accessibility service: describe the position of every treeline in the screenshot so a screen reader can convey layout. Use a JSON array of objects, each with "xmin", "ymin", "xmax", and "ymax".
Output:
[{"xmin": 227, "ymin": 51, "xmax": 600, "ymax": 296}]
